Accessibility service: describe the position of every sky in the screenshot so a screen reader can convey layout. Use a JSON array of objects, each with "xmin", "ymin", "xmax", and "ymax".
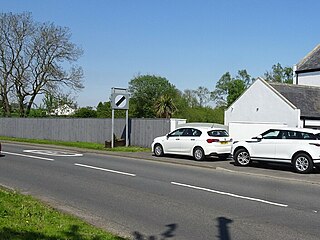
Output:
[{"xmin": 2, "ymin": 0, "xmax": 320, "ymax": 107}]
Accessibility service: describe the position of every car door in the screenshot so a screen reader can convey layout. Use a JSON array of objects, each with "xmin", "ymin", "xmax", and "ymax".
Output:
[
  {"xmin": 179, "ymin": 128, "xmax": 201, "ymax": 154},
  {"xmin": 249, "ymin": 129, "xmax": 279, "ymax": 160},
  {"xmin": 275, "ymin": 130, "xmax": 316, "ymax": 162},
  {"xmin": 163, "ymin": 128, "xmax": 184, "ymax": 153}
]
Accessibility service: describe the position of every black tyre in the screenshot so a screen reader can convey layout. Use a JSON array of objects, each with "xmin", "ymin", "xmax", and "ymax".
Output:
[
  {"xmin": 234, "ymin": 148, "xmax": 251, "ymax": 166},
  {"xmin": 154, "ymin": 144, "xmax": 164, "ymax": 157},
  {"xmin": 293, "ymin": 153, "xmax": 313, "ymax": 174},
  {"xmin": 193, "ymin": 147, "xmax": 205, "ymax": 161}
]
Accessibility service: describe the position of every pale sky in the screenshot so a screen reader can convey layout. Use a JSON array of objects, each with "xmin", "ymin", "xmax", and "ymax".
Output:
[{"xmin": 3, "ymin": 0, "xmax": 320, "ymax": 107}]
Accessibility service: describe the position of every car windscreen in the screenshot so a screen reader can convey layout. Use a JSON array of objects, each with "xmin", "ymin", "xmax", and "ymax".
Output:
[{"xmin": 207, "ymin": 130, "xmax": 229, "ymax": 137}]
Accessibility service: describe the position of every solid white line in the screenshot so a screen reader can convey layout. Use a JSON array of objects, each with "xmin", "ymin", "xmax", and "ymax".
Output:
[
  {"xmin": 3, "ymin": 151, "xmax": 54, "ymax": 161},
  {"xmin": 74, "ymin": 163, "xmax": 136, "ymax": 177},
  {"xmin": 171, "ymin": 181, "xmax": 288, "ymax": 208}
]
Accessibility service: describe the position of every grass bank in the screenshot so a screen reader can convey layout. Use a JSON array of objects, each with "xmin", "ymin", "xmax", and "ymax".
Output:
[
  {"xmin": 0, "ymin": 136, "xmax": 150, "ymax": 152},
  {"xmin": 0, "ymin": 187, "xmax": 124, "ymax": 240}
]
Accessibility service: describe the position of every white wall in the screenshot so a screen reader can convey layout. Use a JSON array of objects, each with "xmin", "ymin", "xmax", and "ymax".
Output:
[
  {"xmin": 225, "ymin": 79, "xmax": 301, "ymax": 128},
  {"xmin": 297, "ymin": 71, "xmax": 320, "ymax": 87},
  {"xmin": 228, "ymin": 122, "xmax": 288, "ymax": 141}
]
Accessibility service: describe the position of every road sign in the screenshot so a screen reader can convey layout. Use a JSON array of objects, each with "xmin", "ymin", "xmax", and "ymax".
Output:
[{"xmin": 110, "ymin": 88, "xmax": 129, "ymax": 110}]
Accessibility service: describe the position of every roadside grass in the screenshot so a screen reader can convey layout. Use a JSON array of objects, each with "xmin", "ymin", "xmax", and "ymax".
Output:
[
  {"xmin": 0, "ymin": 187, "xmax": 125, "ymax": 240},
  {"xmin": 0, "ymin": 136, "xmax": 150, "ymax": 152}
]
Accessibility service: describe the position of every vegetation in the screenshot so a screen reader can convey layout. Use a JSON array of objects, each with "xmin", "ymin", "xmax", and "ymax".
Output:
[
  {"xmin": 0, "ymin": 12, "xmax": 83, "ymax": 117},
  {"xmin": 0, "ymin": 187, "xmax": 123, "ymax": 240},
  {"xmin": 128, "ymin": 74, "xmax": 179, "ymax": 118},
  {"xmin": 264, "ymin": 63, "xmax": 293, "ymax": 84},
  {"xmin": 0, "ymin": 11, "xmax": 293, "ymax": 121},
  {"xmin": 0, "ymin": 136, "xmax": 150, "ymax": 152}
]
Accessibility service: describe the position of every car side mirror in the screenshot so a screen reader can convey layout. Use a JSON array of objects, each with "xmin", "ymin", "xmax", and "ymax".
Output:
[{"xmin": 252, "ymin": 135, "xmax": 263, "ymax": 141}]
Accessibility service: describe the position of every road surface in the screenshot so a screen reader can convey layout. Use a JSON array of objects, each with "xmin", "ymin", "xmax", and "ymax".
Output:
[{"xmin": 1, "ymin": 143, "xmax": 320, "ymax": 240}]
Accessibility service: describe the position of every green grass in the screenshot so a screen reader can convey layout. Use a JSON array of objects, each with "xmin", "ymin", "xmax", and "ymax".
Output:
[
  {"xmin": 0, "ymin": 136, "xmax": 150, "ymax": 152},
  {"xmin": 0, "ymin": 187, "xmax": 124, "ymax": 240}
]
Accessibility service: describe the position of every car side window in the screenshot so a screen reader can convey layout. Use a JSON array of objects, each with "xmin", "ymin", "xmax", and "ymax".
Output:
[
  {"xmin": 182, "ymin": 128, "xmax": 193, "ymax": 136},
  {"xmin": 301, "ymin": 132, "xmax": 317, "ymax": 140},
  {"xmin": 169, "ymin": 128, "xmax": 185, "ymax": 137},
  {"xmin": 181, "ymin": 128, "xmax": 202, "ymax": 137},
  {"xmin": 262, "ymin": 130, "xmax": 281, "ymax": 139},
  {"xmin": 192, "ymin": 129, "xmax": 202, "ymax": 137}
]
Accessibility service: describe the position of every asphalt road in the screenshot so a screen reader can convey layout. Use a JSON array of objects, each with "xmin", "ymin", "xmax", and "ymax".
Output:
[{"xmin": 1, "ymin": 143, "xmax": 320, "ymax": 240}]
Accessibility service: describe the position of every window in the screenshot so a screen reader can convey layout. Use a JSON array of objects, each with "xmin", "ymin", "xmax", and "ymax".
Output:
[
  {"xmin": 300, "ymin": 132, "xmax": 317, "ymax": 140},
  {"xmin": 182, "ymin": 128, "xmax": 202, "ymax": 137},
  {"xmin": 169, "ymin": 128, "xmax": 185, "ymax": 137},
  {"xmin": 261, "ymin": 130, "xmax": 281, "ymax": 139},
  {"xmin": 208, "ymin": 130, "xmax": 229, "ymax": 137}
]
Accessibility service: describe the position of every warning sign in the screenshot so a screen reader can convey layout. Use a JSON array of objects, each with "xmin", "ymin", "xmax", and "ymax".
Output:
[{"xmin": 110, "ymin": 88, "xmax": 129, "ymax": 110}]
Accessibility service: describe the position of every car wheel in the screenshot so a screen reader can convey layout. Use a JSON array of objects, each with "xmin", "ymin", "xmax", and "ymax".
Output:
[
  {"xmin": 154, "ymin": 144, "xmax": 164, "ymax": 157},
  {"xmin": 193, "ymin": 147, "xmax": 205, "ymax": 161},
  {"xmin": 293, "ymin": 153, "xmax": 313, "ymax": 174},
  {"xmin": 234, "ymin": 148, "xmax": 251, "ymax": 166}
]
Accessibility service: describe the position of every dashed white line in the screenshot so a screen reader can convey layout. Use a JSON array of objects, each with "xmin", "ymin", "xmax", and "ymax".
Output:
[
  {"xmin": 74, "ymin": 163, "xmax": 136, "ymax": 177},
  {"xmin": 3, "ymin": 151, "xmax": 54, "ymax": 161},
  {"xmin": 171, "ymin": 181, "xmax": 288, "ymax": 208}
]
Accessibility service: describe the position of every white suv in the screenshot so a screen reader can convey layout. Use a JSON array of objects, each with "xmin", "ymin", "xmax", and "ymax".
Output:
[
  {"xmin": 232, "ymin": 128, "xmax": 320, "ymax": 174},
  {"xmin": 152, "ymin": 126, "xmax": 232, "ymax": 161}
]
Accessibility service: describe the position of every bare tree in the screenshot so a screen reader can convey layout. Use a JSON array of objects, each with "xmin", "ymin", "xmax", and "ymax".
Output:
[{"xmin": 0, "ymin": 12, "xmax": 83, "ymax": 117}]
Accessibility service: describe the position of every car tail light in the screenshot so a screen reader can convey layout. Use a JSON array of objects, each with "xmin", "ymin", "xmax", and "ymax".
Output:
[
  {"xmin": 207, "ymin": 139, "xmax": 219, "ymax": 143},
  {"xmin": 310, "ymin": 143, "xmax": 320, "ymax": 147}
]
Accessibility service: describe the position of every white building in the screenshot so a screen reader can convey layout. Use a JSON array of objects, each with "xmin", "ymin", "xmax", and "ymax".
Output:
[
  {"xmin": 294, "ymin": 44, "xmax": 320, "ymax": 87},
  {"xmin": 51, "ymin": 104, "xmax": 76, "ymax": 116},
  {"xmin": 224, "ymin": 78, "xmax": 320, "ymax": 140}
]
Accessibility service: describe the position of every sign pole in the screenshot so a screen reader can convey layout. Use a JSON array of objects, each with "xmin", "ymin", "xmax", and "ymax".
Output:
[
  {"xmin": 126, "ymin": 109, "xmax": 129, "ymax": 147},
  {"xmin": 110, "ymin": 87, "xmax": 129, "ymax": 148},
  {"xmin": 111, "ymin": 109, "xmax": 114, "ymax": 148}
]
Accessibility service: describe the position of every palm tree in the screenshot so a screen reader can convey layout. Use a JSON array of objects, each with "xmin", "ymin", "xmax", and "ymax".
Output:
[{"xmin": 154, "ymin": 95, "xmax": 177, "ymax": 118}]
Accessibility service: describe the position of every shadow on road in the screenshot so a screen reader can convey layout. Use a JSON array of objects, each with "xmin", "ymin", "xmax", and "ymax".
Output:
[
  {"xmin": 217, "ymin": 217, "xmax": 233, "ymax": 240},
  {"xmin": 153, "ymin": 153, "xmax": 230, "ymax": 163},
  {"xmin": 132, "ymin": 223, "xmax": 178, "ymax": 240},
  {"xmin": 229, "ymin": 161, "xmax": 320, "ymax": 174}
]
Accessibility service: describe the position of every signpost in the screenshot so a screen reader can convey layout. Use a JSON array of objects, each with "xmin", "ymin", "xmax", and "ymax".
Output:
[{"xmin": 110, "ymin": 88, "xmax": 130, "ymax": 148}]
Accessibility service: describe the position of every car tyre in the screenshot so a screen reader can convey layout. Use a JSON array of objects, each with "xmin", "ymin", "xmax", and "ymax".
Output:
[
  {"xmin": 193, "ymin": 147, "xmax": 205, "ymax": 161},
  {"xmin": 293, "ymin": 153, "xmax": 313, "ymax": 174},
  {"xmin": 234, "ymin": 148, "xmax": 251, "ymax": 166},
  {"xmin": 154, "ymin": 144, "xmax": 164, "ymax": 157}
]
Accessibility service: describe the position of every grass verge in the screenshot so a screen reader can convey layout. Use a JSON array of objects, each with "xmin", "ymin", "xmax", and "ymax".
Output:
[
  {"xmin": 0, "ymin": 136, "xmax": 150, "ymax": 152},
  {"xmin": 0, "ymin": 187, "xmax": 124, "ymax": 240}
]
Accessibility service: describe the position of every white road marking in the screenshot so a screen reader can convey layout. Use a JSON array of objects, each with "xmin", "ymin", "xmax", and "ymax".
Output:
[
  {"xmin": 171, "ymin": 181, "xmax": 288, "ymax": 208},
  {"xmin": 74, "ymin": 163, "xmax": 136, "ymax": 177},
  {"xmin": 3, "ymin": 151, "xmax": 54, "ymax": 161},
  {"xmin": 23, "ymin": 150, "xmax": 83, "ymax": 157}
]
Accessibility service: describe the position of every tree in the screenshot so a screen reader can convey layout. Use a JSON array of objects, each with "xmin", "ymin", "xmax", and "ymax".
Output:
[
  {"xmin": 212, "ymin": 70, "xmax": 253, "ymax": 107},
  {"xmin": 181, "ymin": 89, "xmax": 199, "ymax": 108},
  {"xmin": 42, "ymin": 92, "xmax": 77, "ymax": 116},
  {"xmin": 154, "ymin": 95, "xmax": 177, "ymax": 118},
  {"xmin": 264, "ymin": 63, "xmax": 293, "ymax": 84},
  {"xmin": 0, "ymin": 12, "xmax": 83, "ymax": 117},
  {"xmin": 193, "ymin": 86, "xmax": 211, "ymax": 107},
  {"xmin": 128, "ymin": 74, "xmax": 179, "ymax": 118},
  {"xmin": 73, "ymin": 107, "xmax": 97, "ymax": 118},
  {"xmin": 96, "ymin": 101, "xmax": 126, "ymax": 118}
]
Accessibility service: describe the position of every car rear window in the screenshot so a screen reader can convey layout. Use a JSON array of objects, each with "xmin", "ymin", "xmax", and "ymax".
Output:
[{"xmin": 207, "ymin": 130, "xmax": 229, "ymax": 137}]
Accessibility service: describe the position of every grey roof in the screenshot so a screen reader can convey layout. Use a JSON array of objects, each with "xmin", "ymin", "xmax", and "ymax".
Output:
[
  {"xmin": 270, "ymin": 83, "xmax": 320, "ymax": 118},
  {"xmin": 296, "ymin": 44, "xmax": 320, "ymax": 72}
]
